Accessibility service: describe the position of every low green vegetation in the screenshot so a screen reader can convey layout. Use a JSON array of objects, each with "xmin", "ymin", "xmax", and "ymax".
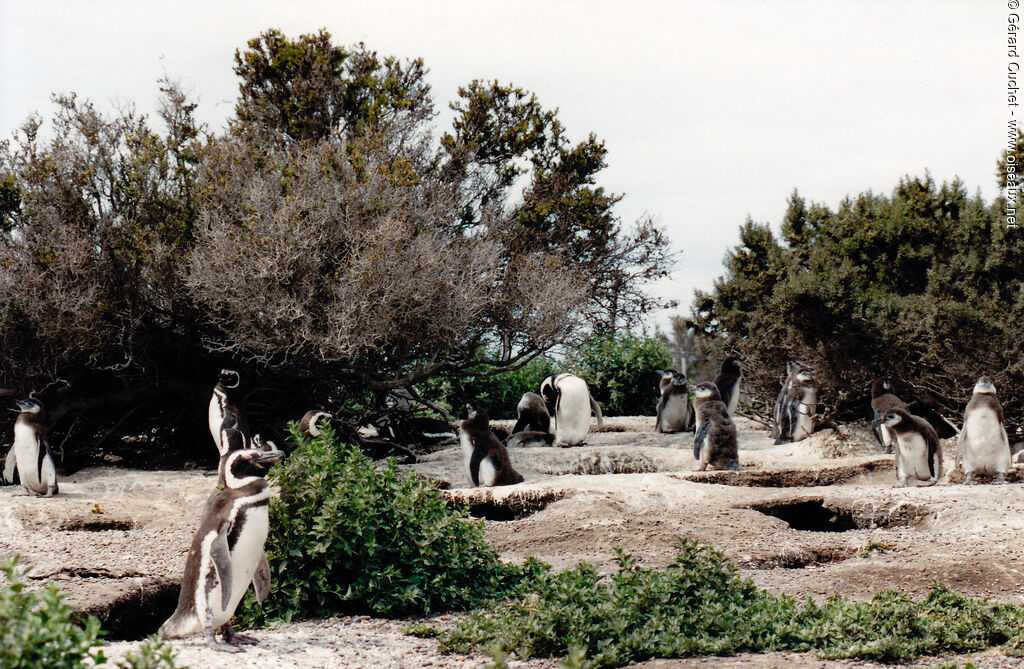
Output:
[
  {"xmin": 237, "ymin": 423, "xmax": 547, "ymax": 626},
  {"xmin": 0, "ymin": 557, "xmax": 178, "ymax": 669},
  {"xmin": 439, "ymin": 540, "xmax": 1024, "ymax": 667},
  {"xmin": 575, "ymin": 331, "xmax": 673, "ymax": 416}
]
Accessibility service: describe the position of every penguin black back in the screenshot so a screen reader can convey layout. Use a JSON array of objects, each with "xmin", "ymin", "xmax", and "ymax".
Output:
[
  {"xmin": 713, "ymin": 355, "xmax": 744, "ymax": 416},
  {"xmin": 512, "ymin": 392, "xmax": 551, "ymax": 435}
]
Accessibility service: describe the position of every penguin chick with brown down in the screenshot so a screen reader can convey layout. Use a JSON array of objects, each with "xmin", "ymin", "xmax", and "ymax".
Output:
[
  {"xmin": 772, "ymin": 362, "xmax": 817, "ymax": 444},
  {"xmin": 880, "ymin": 408, "xmax": 941, "ymax": 487},
  {"xmin": 656, "ymin": 369, "xmax": 695, "ymax": 433},
  {"xmin": 957, "ymin": 376, "xmax": 1012, "ymax": 484},
  {"xmin": 160, "ymin": 446, "xmax": 284, "ymax": 648},
  {"xmin": 692, "ymin": 382, "xmax": 739, "ymax": 471},
  {"xmin": 870, "ymin": 377, "xmax": 909, "ymax": 454},
  {"xmin": 458, "ymin": 405, "xmax": 524, "ymax": 487}
]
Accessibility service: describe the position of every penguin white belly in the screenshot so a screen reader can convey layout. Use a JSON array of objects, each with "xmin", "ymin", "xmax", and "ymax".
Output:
[
  {"xmin": 896, "ymin": 433, "xmax": 931, "ymax": 482},
  {"xmin": 211, "ymin": 507, "xmax": 269, "ymax": 629},
  {"xmin": 879, "ymin": 424, "xmax": 894, "ymax": 450},
  {"xmin": 725, "ymin": 384, "xmax": 740, "ymax": 416},
  {"xmin": 458, "ymin": 429, "xmax": 475, "ymax": 486},
  {"xmin": 794, "ymin": 390, "xmax": 817, "ymax": 441},
  {"xmin": 208, "ymin": 399, "xmax": 225, "ymax": 451},
  {"xmin": 12, "ymin": 423, "xmax": 42, "ymax": 493},
  {"xmin": 963, "ymin": 409, "xmax": 1010, "ymax": 475},
  {"xmin": 660, "ymin": 396, "xmax": 689, "ymax": 431},
  {"xmin": 477, "ymin": 458, "xmax": 498, "ymax": 487},
  {"xmin": 555, "ymin": 379, "xmax": 592, "ymax": 445}
]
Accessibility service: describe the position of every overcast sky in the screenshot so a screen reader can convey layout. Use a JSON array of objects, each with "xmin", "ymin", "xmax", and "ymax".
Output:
[{"xmin": 0, "ymin": 1, "xmax": 1004, "ymax": 331}]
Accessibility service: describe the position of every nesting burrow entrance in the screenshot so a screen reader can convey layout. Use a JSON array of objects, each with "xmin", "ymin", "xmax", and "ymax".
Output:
[
  {"xmin": 69, "ymin": 578, "xmax": 179, "ymax": 641},
  {"xmin": 537, "ymin": 452, "xmax": 661, "ymax": 476},
  {"xmin": 59, "ymin": 518, "xmax": 136, "ymax": 532},
  {"xmin": 679, "ymin": 459, "xmax": 891, "ymax": 488},
  {"xmin": 747, "ymin": 497, "xmax": 931, "ymax": 532},
  {"xmin": 443, "ymin": 489, "xmax": 570, "ymax": 521}
]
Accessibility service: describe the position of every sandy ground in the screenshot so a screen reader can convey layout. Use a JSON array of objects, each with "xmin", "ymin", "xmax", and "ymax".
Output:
[{"xmin": 5, "ymin": 416, "xmax": 1024, "ymax": 667}]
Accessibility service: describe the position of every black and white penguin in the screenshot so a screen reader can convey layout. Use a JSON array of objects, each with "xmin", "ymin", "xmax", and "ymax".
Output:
[
  {"xmin": 713, "ymin": 355, "xmax": 744, "ymax": 416},
  {"xmin": 505, "ymin": 430, "xmax": 555, "ymax": 449},
  {"xmin": 160, "ymin": 446, "xmax": 284, "ymax": 647},
  {"xmin": 880, "ymin": 408, "xmax": 941, "ymax": 487},
  {"xmin": 511, "ymin": 392, "xmax": 551, "ymax": 435},
  {"xmin": 539, "ymin": 374, "xmax": 603, "ymax": 447},
  {"xmin": 298, "ymin": 410, "xmax": 332, "ymax": 438},
  {"xmin": 692, "ymin": 382, "xmax": 739, "ymax": 471},
  {"xmin": 208, "ymin": 369, "xmax": 250, "ymax": 455},
  {"xmin": 772, "ymin": 362, "xmax": 817, "ymax": 444},
  {"xmin": 8, "ymin": 399, "xmax": 58, "ymax": 496},
  {"xmin": 957, "ymin": 376, "xmax": 1012, "ymax": 484},
  {"xmin": 457, "ymin": 406, "xmax": 524, "ymax": 487},
  {"xmin": 870, "ymin": 377, "xmax": 909, "ymax": 454},
  {"xmin": 655, "ymin": 369, "xmax": 694, "ymax": 433}
]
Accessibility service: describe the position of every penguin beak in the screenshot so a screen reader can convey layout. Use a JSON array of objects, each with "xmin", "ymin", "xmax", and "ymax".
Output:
[{"xmin": 255, "ymin": 450, "xmax": 285, "ymax": 466}]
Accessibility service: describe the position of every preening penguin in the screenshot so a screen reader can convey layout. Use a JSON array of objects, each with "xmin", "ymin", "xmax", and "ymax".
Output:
[
  {"xmin": 692, "ymin": 382, "xmax": 739, "ymax": 471},
  {"xmin": 298, "ymin": 410, "xmax": 332, "ymax": 438},
  {"xmin": 771, "ymin": 362, "xmax": 817, "ymax": 444},
  {"xmin": 511, "ymin": 392, "xmax": 551, "ymax": 435},
  {"xmin": 209, "ymin": 369, "xmax": 250, "ymax": 455},
  {"xmin": 957, "ymin": 376, "xmax": 1012, "ymax": 484},
  {"xmin": 880, "ymin": 408, "xmax": 941, "ymax": 487},
  {"xmin": 9, "ymin": 399, "xmax": 58, "ymax": 496},
  {"xmin": 457, "ymin": 406, "xmax": 524, "ymax": 487},
  {"xmin": 160, "ymin": 446, "xmax": 284, "ymax": 647},
  {"xmin": 540, "ymin": 374, "xmax": 603, "ymax": 447},
  {"xmin": 713, "ymin": 355, "xmax": 744, "ymax": 416},
  {"xmin": 870, "ymin": 378, "xmax": 909, "ymax": 454},
  {"xmin": 655, "ymin": 369, "xmax": 694, "ymax": 433}
]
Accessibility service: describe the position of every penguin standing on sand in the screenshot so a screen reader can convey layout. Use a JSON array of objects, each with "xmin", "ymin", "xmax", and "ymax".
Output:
[
  {"xmin": 772, "ymin": 362, "xmax": 817, "ymax": 444},
  {"xmin": 870, "ymin": 378, "xmax": 908, "ymax": 454},
  {"xmin": 8, "ymin": 399, "xmax": 58, "ymax": 496},
  {"xmin": 209, "ymin": 370, "xmax": 250, "ymax": 454},
  {"xmin": 160, "ymin": 446, "xmax": 284, "ymax": 648},
  {"xmin": 713, "ymin": 355, "xmax": 744, "ymax": 417},
  {"xmin": 655, "ymin": 369, "xmax": 694, "ymax": 433},
  {"xmin": 540, "ymin": 374, "xmax": 603, "ymax": 447},
  {"xmin": 957, "ymin": 376, "xmax": 1012, "ymax": 484},
  {"xmin": 458, "ymin": 406, "xmax": 524, "ymax": 487},
  {"xmin": 511, "ymin": 392, "xmax": 551, "ymax": 435},
  {"xmin": 692, "ymin": 383, "xmax": 739, "ymax": 471},
  {"xmin": 880, "ymin": 408, "xmax": 941, "ymax": 487}
]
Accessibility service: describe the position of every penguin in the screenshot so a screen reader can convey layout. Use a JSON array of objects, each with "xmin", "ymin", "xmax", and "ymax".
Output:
[
  {"xmin": 457, "ymin": 405, "xmax": 524, "ymax": 487},
  {"xmin": 160, "ymin": 446, "xmax": 284, "ymax": 647},
  {"xmin": 655, "ymin": 369, "xmax": 694, "ymax": 433},
  {"xmin": 870, "ymin": 377, "xmax": 909, "ymax": 454},
  {"xmin": 215, "ymin": 413, "xmax": 248, "ymax": 487},
  {"xmin": 209, "ymin": 369, "xmax": 250, "ymax": 455},
  {"xmin": 957, "ymin": 376, "xmax": 1012, "ymax": 484},
  {"xmin": 511, "ymin": 392, "xmax": 551, "ymax": 435},
  {"xmin": 772, "ymin": 362, "xmax": 817, "ymax": 444},
  {"xmin": 713, "ymin": 355, "xmax": 744, "ymax": 416},
  {"xmin": 505, "ymin": 430, "xmax": 555, "ymax": 449},
  {"xmin": 879, "ymin": 408, "xmax": 941, "ymax": 487},
  {"xmin": 539, "ymin": 374, "xmax": 603, "ymax": 447},
  {"xmin": 692, "ymin": 382, "xmax": 739, "ymax": 471},
  {"xmin": 298, "ymin": 410, "xmax": 332, "ymax": 438},
  {"xmin": 8, "ymin": 399, "xmax": 58, "ymax": 496},
  {"xmin": 3, "ymin": 446, "xmax": 18, "ymax": 485}
]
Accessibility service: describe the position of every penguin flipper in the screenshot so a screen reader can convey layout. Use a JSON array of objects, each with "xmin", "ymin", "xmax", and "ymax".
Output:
[
  {"xmin": 210, "ymin": 526, "xmax": 234, "ymax": 612},
  {"xmin": 511, "ymin": 417, "xmax": 529, "ymax": 435},
  {"xmin": 468, "ymin": 435, "xmax": 485, "ymax": 487},
  {"xmin": 252, "ymin": 553, "xmax": 271, "ymax": 604},
  {"xmin": 590, "ymin": 395, "xmax": 603, "ymax": 429},
  {"xmin": 3, "ymin": 448, "xmax": 16, "ymax": 484},
  {"xmin": 655, "ymin": 398, "xmax": 666, "ymax": 433},
  {"xmin": 694, "ymin": 419, "xmax": 710, "ymax": 460}
]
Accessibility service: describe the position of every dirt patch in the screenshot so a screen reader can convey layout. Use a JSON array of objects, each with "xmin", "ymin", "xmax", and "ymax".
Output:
[
  {"xmin": 59, "ymin": 518, "xmax": 136, "ymax": 532},
  {"xmin": 677, "ymin": 459, "xmax": 890, "ymax": 487},
  {"xmin": 746, "ymin": 545, "xmax": 858, "ymax": 570},
  {"xmin": 536, "ymin": 452, "xmax": 660, "ymax": 475},
  {"xmin": 442, "ymin": 487, "xmax": 570, "ymax": 521}
]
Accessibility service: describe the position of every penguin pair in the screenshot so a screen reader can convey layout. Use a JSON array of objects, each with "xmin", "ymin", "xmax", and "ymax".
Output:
[
  {"xmin": 692, "ymin": 383, "xmax": 739, "ymax": 471},
  {"xmin": 3, "ymin": 398, "xmax": 59, "ymax": 496},
  {"xmin": 458, "ymin": 405, "xmax": 524, "ymax": 487},
  {"xmin": 540, "ymin": 373, "xmax": 603, "ymax": 447},
  {"xmin": 772, "ymin": 362, "xmax": 817, "ymax": 444},
  {"xmin": 655, "ymin": 369, "xmax": 695, "ymax": 433}
]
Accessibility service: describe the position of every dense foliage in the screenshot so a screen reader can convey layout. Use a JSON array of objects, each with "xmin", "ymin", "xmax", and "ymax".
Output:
[
  {"xmin": 237, "ymin": 424, "xmax": 546, "ymax": 626},
  {"xmin": 440, "ymin": 539, "xmax": 1024, "ymax": 667},
  {"xmin": 691, "ymin": 176, "xmax": 1024, "ymax": 429},
  {"xmin": 419, "ymin": 354, "xmax": 559, "ymax": 420},
  {"xmin": 574, "ymin": 332, "xmax": 673, "ymax": 416},
  {"xmin": 0, "ymin": 28, "xmax": 672, "ymax": 467}
]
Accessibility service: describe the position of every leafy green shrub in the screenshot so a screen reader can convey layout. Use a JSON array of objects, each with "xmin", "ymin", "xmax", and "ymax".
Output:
[
  {"xmin": 574, "ymin": 331, "xmax": 672, "ymax": 416},
  {"xmin": 0, "ymin": 555, "xmax": 105, "ymax": 668},
  {"xmin": 420, "ymin": 354, "xmax": 559, "ymax": 419},
  {"xmin": 107, "ymin": 635, "xmax": 180, "ymax": 669},
  {"xmin": 238, "ymin": 423, "xmax": 548, "ymax": 626},
  {"xmin": 440, "ymin": 539, "xmax": 1024, "ymax": 667}
]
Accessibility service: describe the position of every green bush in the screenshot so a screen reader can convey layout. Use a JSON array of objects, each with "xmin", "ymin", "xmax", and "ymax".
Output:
[
  {"xmin": 238, "ymin": 424, "xmax": 547, "ymax": 626},
  {"xmin": 440, "ymin": 539, "xmax": 1024, "ymax": 667},
  {"xmin": 420, "ymin": 355, "xmax": 559, "ymax": 420},
  {"xmin": 574, "ymin": 331, "xmax": 672, "ymax": 416}
]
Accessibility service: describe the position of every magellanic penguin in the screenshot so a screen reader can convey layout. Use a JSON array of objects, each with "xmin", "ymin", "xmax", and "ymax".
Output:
[
  {"xmin": 957, "ymin": 376, "xmax": 1012, "ymax": 484},
  {"xmin": 457, "ymin": 406, "xmax": 524, "ymax": 487},
  {"xmin": 870, "ymin": 377, "xmax": 909, "ymax": 454},
  {"xmin": 511, "ymin": 392, "xmax": 551, "ymax": 435},
  {"xmin": 540, "ymin": 374, "xmax": 603, "ymax": 447},
  {"xmin": 8, "ymin": 399, "xmax": 58, "ymax": 496},
  {"xmin": 880, "ymin": 408, "xmax": 942, "ymax": 487},
  {"xmin": 298, "ymin": 410, "xmax": 332, "ymax": 438},
  {"xmin": 160, "ymin": 446, "xmax": 284, "ymax": 647},
  {"xmin": 772, "ymin": 362, "xmax": 817, "ymax": 444},
  {"xmin": 209, "ymin": 369, "xmax": 251, "ymax": 455},
  {"xmin": 692, "ymin": 382, "xmax": 739, "ymax": 471},
  {"xmin": 713, "ymin": 355, "xmax": 744, "ymax": 417},
  {"xmin": 655, "ymin": 369, "xmax": 695, "ymax": 433}
]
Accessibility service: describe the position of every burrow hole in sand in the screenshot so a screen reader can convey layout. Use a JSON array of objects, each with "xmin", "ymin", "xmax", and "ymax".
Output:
[
  {"xmin": 749, "ymin": 499, "xmax": 858, "ymax": 532},
  {"xmin": 59, "ymin": 518, "xmax": 135, "ymax": 532},
  {"xmin": 448, "ymin": 490, "xmax": 569, "ymax": 521}
]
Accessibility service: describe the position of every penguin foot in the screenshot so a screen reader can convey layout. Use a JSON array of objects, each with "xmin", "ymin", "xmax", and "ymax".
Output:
[
  {"xmin": 221, "ymin": 623, "xmax": 258, "ymax": 646},
  {"xmin": 996, "ymin": 473, "xmax": 1009, "ymax": 485},
  {"xmin": 965, "ymin": 474, "xmax": 978, "ymax": 485}
]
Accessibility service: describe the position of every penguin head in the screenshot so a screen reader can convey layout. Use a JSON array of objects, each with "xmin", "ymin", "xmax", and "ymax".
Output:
[
  {"xmin": 973, "ymin": 376, "xmax": 997, "ymax": 395},
  {"xmin": 871, "ymin": 377, "xmax": 894, "ymax": 398},
  {"xmin": 224, "ymin": 447, "xmax": 285, "ymax": 488},
  {"xmin": 15, "ymin": 399, "xmax": 43, "ymax": 415},
  {"xmin": 880, "ymin": 409, "xmax": 910, "ymax": 428},
  {"xmin": 721, "ymin": 355, "xmax": 744, "ymax": 374},
  {"xmin": 795, "ymin": 369, "xmax": 814, "ymax": 384},
  {"xmin": 301, "ymin": 410, "xmax": 332, "ymax": 437},
  {"xmin": 218, "ymin": 369, "xmax": 240, "ymax": 389},
  {"xmin": 694, "ymin": 382, "xmax": 722, "ymax": 401},
  {"xmin": 462, "ymin": 405, "xmax": 489, "ymax": 431}
]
